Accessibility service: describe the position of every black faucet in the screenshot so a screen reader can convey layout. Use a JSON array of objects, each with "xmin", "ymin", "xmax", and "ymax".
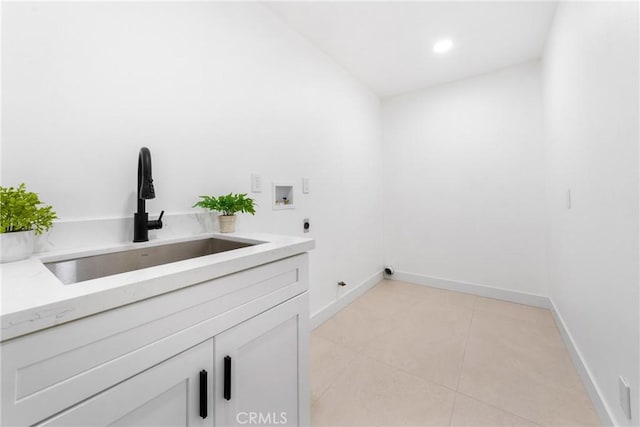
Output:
[{"xmin": 134, "ymin": 147, "xmax": 164, "ymax": 242}]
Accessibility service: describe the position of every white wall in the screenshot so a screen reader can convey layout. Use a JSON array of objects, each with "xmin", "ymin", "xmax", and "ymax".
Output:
[
  {"xmin": 382, "ymin": 61, "xmax": 548, "ymax": 298},
  {"xmin": 0, "ymin": 2, "xmax": 384, "ymax": 316},
  {"xmin": 543, "ymin": 2, "xmax": 639, "ymax": 425}
]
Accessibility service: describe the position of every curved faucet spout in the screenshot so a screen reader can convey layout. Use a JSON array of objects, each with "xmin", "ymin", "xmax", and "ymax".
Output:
[
  {"xmin": 138, "ymin": 147, "xmax": 155, "ymax": 200},
  {"xmin": 134, "ymin": 147, "xmax": 163, "ymax": 242}
]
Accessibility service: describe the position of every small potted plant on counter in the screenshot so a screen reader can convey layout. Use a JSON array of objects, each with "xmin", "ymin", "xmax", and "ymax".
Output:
[
  {"xmin": 193, "ymin": 193, "xmax": 256, "ymax": 233},
  {"xmin": 0, "ymin": 183, "xmax": 57, "ymax": 263}
]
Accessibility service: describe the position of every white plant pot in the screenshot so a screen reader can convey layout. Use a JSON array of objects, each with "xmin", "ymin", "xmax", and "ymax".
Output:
[
  {"xmin": 218, "ymin": 215, "xmax": 236, "ymax": 233},
  {"xmin": 0, "ymin": 230, "xmax": 35, "ymax": 263}
]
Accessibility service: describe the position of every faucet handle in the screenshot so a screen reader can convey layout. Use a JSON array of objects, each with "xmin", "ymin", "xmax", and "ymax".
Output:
[{"xmin": 148, "ymin": 210, "xmax": 164, "ymax": 230}]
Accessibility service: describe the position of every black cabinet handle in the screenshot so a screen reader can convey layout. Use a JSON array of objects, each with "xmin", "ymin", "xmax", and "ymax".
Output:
[
  {"xmin": 224, "ymin": 356, "xmax": 232, "ymax": 401},
  {"xmin": 199, "ymin": 370, "xmax": 207, "ymax": 419}
]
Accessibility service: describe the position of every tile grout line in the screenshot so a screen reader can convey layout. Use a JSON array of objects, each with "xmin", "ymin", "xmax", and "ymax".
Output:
[
  {"xmin": 342, "ymin": 290, "xmax": 482, "ymax": 396},
  {"xmin": 313, "ymin": 330, "xmax": 359, "ymax": 351},
  {"xmin": 358, "ymin": 289, "xmax": 480, "ymax": 395},
  {"xmin": 452, "ymin": 297, "xmax": 535, "ymax": 423},
  {"xmin": 455, "ymin": 391, "xmax": 543, "ymax": 426},
  {"xmin": 359, "ymin": 352, "xmax": 460, "ymax": 394},
  {"xmin": 453, "ymin": 295, "xmax": 478, "ymax": 391},
  {"xmin": 314, "ymin": 322, "xmax": 391, "ymax": 355},
  {"xmin": 311, "ymin": 281, "xmax": 598, "ymax": 426},
  {"xmin": 449, "ymin": 302, "xmax": 547, "ymax": 427},
  {"xmin": 314, "ymin": 294, "xmax": 412, "ymax": 354},
  {"xmin": 312, "ymin": 352, "xmax": 361, "ymax": 405},
  {"xmin": 447, "ymin": 390, "xmax": 459, "ymax": 426},
  {"xmin": 451, "ymin": 297, "xmax": 555, "ymax": 427}
]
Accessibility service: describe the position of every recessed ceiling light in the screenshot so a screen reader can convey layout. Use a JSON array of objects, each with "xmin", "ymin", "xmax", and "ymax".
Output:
[{"xmin": 433, "ymin": 39, "xmax": 453, "ymax": 54}]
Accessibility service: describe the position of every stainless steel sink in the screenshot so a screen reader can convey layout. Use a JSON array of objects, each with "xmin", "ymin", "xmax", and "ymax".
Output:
[{"xmin": 44, "ymin": 237, "xmax": 258, "ymax": 285}]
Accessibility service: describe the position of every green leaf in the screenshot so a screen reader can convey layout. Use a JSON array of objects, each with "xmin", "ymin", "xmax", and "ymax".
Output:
[
  {"xmin": 192, "ymin": 193, "xmax": 256, "ymax": 216},
  {"xmin": 0, "ymin": 183, "xmax": 58, "ymax": 234}
]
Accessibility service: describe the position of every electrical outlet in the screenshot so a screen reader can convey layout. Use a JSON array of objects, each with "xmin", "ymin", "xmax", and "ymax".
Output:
[{"xmin": 619, "ymin": 376, "xmax": 632, "ymax": 419}]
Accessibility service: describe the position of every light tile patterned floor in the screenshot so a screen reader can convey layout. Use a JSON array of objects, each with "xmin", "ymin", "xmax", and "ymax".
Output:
[{"xmin": 311, "ymin": 280, "xmax": 600, "ymax": 427}]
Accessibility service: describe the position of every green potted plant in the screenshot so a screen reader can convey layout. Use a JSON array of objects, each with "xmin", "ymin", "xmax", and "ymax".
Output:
[
  {"xmin": 0, "ymin": 183, "xmax": 57, "ymax": 262},
  {"xmin": 193, "ymin": 193, "xmax": 256, "ymax": 233}
]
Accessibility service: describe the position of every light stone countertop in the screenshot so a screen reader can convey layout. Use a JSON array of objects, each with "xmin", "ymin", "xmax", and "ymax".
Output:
[{"xmin": 0, "ymin": 232, "xmax": 314, "ymax": 342}]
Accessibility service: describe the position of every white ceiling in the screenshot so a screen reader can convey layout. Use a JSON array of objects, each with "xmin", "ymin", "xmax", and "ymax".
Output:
[{"xmin": 267, "ymin": 2, "xmax": 558, "ymax": 97}]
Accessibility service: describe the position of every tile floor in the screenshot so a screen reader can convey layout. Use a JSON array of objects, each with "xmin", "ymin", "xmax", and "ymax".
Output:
[{"xmin": 311, "ymin": 280, "xmax": 601, "ymax": 427}]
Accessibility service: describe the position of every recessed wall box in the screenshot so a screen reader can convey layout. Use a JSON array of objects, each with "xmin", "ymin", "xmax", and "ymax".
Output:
[{"xmin": 273, "ymin": 183, "xmax": 294, "ymax": 210}]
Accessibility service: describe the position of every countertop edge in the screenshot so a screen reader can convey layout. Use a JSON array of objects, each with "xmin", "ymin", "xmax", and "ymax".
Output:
[{"xmin": 0, "ymin": 232, "xmax": 314, "ymax": 342}]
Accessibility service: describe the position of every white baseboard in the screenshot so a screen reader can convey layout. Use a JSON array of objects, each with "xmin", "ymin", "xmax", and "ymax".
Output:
[
  {"xmin": 392, "ymin": 271, "xmax": 550, "ymax": 308},
  {"xmin": 549, "ymin": 300, "xmax": 614, "ymax": 426},
  {"xmin": 391, "ymin": 270, "xmax": 611, "ymax": 426},
  {"xmin": 310, "ymin": 270, "xmax": 383, "ymax": 329},
  {"xmin": 309, "ymin": 269, "xmax": 611, "ymax": 426}
]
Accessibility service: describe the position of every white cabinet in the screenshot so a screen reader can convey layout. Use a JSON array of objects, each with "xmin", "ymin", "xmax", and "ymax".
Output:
[
  {"xmin": 37, "ymin": 339, "xmax": 215, "ymax": 427},
  {"xmin": 215, "ymin": 294, "xmax": 309, "ymax": 427},
  {"xmin": 1, "ymin": 254, "xmax": 310, "ymax": 427}
]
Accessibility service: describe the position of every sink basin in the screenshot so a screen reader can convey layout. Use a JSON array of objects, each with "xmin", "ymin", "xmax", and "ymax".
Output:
[{"xmin": 44, "ymin": 237, "xmax": 258, "ymax": 285}]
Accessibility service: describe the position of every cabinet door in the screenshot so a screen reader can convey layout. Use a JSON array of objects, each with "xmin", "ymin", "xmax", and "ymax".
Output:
[
  {"xmin": 36, "ymin": 340, "xmax": 215, "ymax": 427},
  {"xmin": 214, "ymin": 293, "xmax": 310, "ymax": 427}
]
